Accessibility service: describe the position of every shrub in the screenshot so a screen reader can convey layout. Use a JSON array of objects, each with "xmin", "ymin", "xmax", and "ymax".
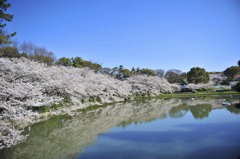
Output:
[
  {"xmin": 223, "ymin": 66, "xmax": 240, "ymax": 81},
  {"xmin": 56, "ymin": 57, "xmax": 72, "ymax": 66},
  {"xmin": 140, "ymin": 68, "xmax": 156, "ymax": 76},
  {"xmin": 71, "ymin": 56, "xmax": 102, "ymax": 72},
  {"xmin": 0, "ymin": 46, "xmax": 20, "ymax": 58},
  {"xmin": 28, "ymin": 47, "xmax": 56, "ymax": 65},
  {"xmin": 187, "ymin": 67, "xmax": 209, "ymax": 84}
]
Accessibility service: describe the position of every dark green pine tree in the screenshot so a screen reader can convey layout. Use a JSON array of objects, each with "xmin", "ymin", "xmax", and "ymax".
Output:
[{"xmin": 0, "ymin": 0, "xmax": 16, "ymax": 45}]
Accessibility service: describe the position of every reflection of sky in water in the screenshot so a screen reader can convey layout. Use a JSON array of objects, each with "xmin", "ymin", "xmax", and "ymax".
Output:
[
  {"xmin": 78, "ymin": 109, "xmax": 240, "ymax": 159},
  {"xmin": 1, "ymin": 99, "xmax": 240, "ymax": 159},
  {"xmin": 111, "ymin": 109, "xmax": 240, "ymax": 132}
]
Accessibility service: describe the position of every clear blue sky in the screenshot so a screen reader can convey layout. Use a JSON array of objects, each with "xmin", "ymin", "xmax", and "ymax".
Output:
[{"xmin": 8, "ymin": 0, "xmax": 240, "ymax": 72}]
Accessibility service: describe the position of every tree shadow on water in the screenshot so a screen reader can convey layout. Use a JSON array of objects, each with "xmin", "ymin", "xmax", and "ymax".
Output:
[{"xmin": 227, "ymin": 103, "xmax": 240, "ymax": 114}]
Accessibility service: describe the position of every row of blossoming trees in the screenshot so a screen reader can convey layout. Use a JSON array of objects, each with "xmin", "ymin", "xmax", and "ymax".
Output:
[
  {"xmin": 0, "ymin": 0, "xmax": 239, "ymax": 86},
  {"xmin": 1, "ymin": 40, "xmax": 240, "ymax": 87}
]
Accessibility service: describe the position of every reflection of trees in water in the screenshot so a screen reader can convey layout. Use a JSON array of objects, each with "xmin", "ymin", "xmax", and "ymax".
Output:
[
  {"xmin": 1, "ymin": 98, "xmax": 239, "ymax": 159},
  {"xmin": 0, "ymin": 99, "xmax": 180, "ymax": 159},
  {"xmin": 169, "ymin": 104, "xmax": 189, "ymax": 118},
  {"xmin": 118, "ymin": 113, "xmax": 168, "ymax": 128},
  {"xmin": 169, "ymin": 104, "xmax": 212, "ymax": 119},
  {"xmin": 227, "ymin": 103, "xmax": 240, "ymax": 114},
  {"xmin": 189, "ymin": 104, "xmax": 212, "ymax": 119}
]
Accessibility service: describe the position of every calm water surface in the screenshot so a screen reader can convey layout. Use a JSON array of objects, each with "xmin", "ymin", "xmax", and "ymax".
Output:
[{"xmin": 0, "ymin": 97, "xmax": 240, "ymax": 159}]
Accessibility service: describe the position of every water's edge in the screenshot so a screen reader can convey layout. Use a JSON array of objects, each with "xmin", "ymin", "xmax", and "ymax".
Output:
[
  {"xmin": 1, "ymin": 97, "xmax": 240, "ymax": 159},
  {"xmin": 0, "ymin": 94, "xmax": 239, "ymax": 150}
]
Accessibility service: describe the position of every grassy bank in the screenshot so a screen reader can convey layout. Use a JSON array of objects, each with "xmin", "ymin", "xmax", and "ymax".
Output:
[
  {"xmin": 157, "ymin": 91, "xmax": 240, "ymax": 99},
  {"xmin": 132, "ymin": 91, "xmax": 240, "ymax": 101}
]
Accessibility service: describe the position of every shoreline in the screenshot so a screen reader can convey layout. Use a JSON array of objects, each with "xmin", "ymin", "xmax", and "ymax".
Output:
[
  {"xmin": 2, "ymin": 97, "xmax": 239, "ymax": 158},
  {"xmin": 1, "ymin": 91, "xmax": 239, "ymax": 150},
  {"xmin": 0, "ymin": 58, "xmax": 239, "ymax": 149}
]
